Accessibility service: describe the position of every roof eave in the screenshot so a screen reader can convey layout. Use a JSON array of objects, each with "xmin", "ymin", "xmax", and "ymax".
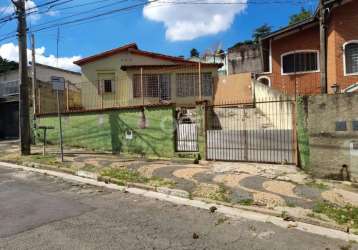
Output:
[{"xmin": 260, "ymin": 16, "xmax": 317, "ymax": 41}]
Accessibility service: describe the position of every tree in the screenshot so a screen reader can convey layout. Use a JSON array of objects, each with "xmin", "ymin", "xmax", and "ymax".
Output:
[
  {"xmin": 0, "ymin": 56, "xmax": 18, "ymax": 74},
  {"xmin": 252, "ymin": 24, "xmax": 272, "ymax": 43},
  {"xmin": 289, "ymin": 7, "xmax": 313, "ymax": 25},
  {"xmin": 190, "ymin": 48, "xmax": 199, "ymax": 58}
]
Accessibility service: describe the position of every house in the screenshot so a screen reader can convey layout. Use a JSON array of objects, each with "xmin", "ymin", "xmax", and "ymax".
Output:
[
  {"xmin": 190, "ymin": 53, "xmax": 228, "ymax": 75},
  {"xmin": 73, "ymin": 43, "xmax": 221, "ymax": 110},
  {"xmin": 259, "ymin": 0, "xmax": 358, "ymax": 95},
  {"xmin": 227, "ymin": 43, "xmax": 262, "ymax": 75},
  {"xmin": 0, "ymin": 63, "xmax": 82, "ymax": 139}
]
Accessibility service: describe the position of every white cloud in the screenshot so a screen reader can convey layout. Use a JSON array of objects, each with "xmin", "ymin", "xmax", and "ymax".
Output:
[
  {"xmin": 143, "ymin": 0, "xmax": 247, "ymax": 41},
  {"xmin": 0, "ymin": 42, "xmax": 81, "ymax": 72},
  {"xmin": 0, "ymin": 0, "xmax": 58, "ymax": 22}
]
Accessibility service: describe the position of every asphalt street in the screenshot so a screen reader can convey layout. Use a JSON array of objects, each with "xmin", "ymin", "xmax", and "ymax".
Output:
[{"xmin": 0, "ymin": 164, "xmax": 356, "ymax": 250}]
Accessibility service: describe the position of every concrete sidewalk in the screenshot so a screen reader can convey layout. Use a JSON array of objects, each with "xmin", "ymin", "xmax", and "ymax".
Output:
[{"xmin": 1, "ymin": 140, "xmax": 358, "ymax": 231}]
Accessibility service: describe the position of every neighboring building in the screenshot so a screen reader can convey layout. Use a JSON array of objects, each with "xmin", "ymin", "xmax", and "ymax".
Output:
[
  {"xmin": 227, "ymin": 43, "xmax": 262, "ymax": 75},
  {"xmin": 259, "ymin": 0, "xmax": 358, "ymax": 95},
  {"xmin": 190, "ymin": 53, "xmax": 227, "ymax": 75},
  {"xmin": 0, "ymin": 63, "xmax": 82, "ymax": 139},
  {"xmin": 73, "ymin": 43, "xmax": 221, "ymax": 110}
]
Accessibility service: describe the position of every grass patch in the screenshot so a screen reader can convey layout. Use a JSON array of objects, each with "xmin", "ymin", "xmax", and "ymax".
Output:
[
  {"xmin": 238, "ymin": 199, "xmax": 254, "ymax": 206},
  {"xmin": 81, "ymin": 164, "xmax": 98, "ymax": 172},
  {"xmin": 313, "ymin": 202, "xmax": 358, "ymax": 228},
  {"xmin": 307, "ymin": 181, "xmax": 329, "ymax": 190},
  {"xmin": 207, "ymin": 184, "xmax": 232, "ymax": 203},
  {"xmin": 286, "ymin": 202, "xmax": 296, "ymax": 207},
  {"xmin": 100, "ymin": 168, "xmax": 175, "ymax": 188}
]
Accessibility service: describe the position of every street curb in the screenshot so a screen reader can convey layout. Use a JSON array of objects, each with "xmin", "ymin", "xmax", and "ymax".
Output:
[{"xmin": 1, "ymin": 160, "xmax": 358, "ymax": 242}]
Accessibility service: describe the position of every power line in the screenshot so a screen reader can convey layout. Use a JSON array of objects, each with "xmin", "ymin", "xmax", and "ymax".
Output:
[{"xmin": 0, "ymin": 0, "xmax": 318, "ymax": 42}]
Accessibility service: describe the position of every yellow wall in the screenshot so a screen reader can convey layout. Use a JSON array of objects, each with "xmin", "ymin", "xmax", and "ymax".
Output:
[{"xmin": 79, "ymin": 51, "xmax": 218, "ymax": 109}]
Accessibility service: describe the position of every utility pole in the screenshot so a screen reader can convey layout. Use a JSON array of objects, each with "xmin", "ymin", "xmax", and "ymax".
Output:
[
  {"xmin": 31, "ymin": 33, "xmax": 37, "ymax": 145},
  {"xmin": 31, "ymin": 33, "xmax": 36, "ymax": 115},
  {"xmin": 319, "ymin": 0, "xmax": 327, "ymax": 94},
  {"xmin": 12, "ymin": 0, "xmax": 31, "ymax": 155}
]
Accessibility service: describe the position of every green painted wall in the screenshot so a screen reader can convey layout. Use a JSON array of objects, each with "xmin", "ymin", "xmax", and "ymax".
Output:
[{"xmin": 36, "ymin": 107, "xmax": 176, "ymax": 158}]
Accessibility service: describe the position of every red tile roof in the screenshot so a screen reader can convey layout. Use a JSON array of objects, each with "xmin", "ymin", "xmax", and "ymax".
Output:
[
  {"xmin": 73, "ymin": 43, "xmax": 217, "ymax": 66},
  {"xmin": 73, "ymin": 43, "xmax": 138, "ymax": 65}
]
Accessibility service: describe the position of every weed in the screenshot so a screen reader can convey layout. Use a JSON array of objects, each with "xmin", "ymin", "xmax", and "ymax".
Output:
[
  {"xmin": 101, "ymin": 168, "xmax": 175, "ymax": 188},
  {"xmin": 238, "ymin": 199, "xmax": 254, "ymax": 206},
  {"xmin": 286, "ymin": 202, "xmax": 296, "ymax": 208},
  {"xmin": 101, "ymin": 168, "xmax": 148, "ymax": 184},
  {"xmin": 313, "ymin": 202, "xmax": 358, "ymax": 228},
  {"xmin": 81, "ymin": 164, "xmax": 98, "ymax": 172},
  {"xmin": 206, "ymin": 184, "xmax": 231, "ymax": 203},
  {"xmin": 307, "ymin": 181, "xmax": 329, "ymax": 190}
]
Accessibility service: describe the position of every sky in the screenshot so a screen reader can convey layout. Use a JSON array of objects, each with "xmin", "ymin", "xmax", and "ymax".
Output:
[{"xmin": 0, "ymin": 0, "xmax": 318, "ymax": 71}]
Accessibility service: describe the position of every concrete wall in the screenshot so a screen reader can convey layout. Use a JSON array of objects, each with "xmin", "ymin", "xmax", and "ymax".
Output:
[
  {"xmin": 299, "ymin": 93, "xmax": 358, "ymax": 181},
  {"xmin": 213, "ymin": 73, "xmax": 252, "ymax": 104},
  {"xmin": 254, "ymin": 81, "xmax": 293, "ymax": 129},
  {"xmin": 227, "ymin": 44, "xmax": 262, "ymax": 74}
]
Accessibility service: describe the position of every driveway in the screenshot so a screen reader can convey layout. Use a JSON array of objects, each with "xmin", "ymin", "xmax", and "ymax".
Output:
[{"xmin": 0, "ymin": 164, "xmax": 355, "ymax": 250}]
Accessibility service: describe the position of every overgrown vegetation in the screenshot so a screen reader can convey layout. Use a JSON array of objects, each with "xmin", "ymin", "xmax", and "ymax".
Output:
[
  {"xmin": 289, "ymin": 7, "xmax": 313, "ymax": 25},
  {"xmin": 313, "ymin": 202, "xmax": 358, "ymax": 229},
  {"xmin": 100, "ymin": 168, "xmax": 175, "ymax": 188},
  {"xmin": 0, "ymin": 56, "xmax": 18, "ymax": 73}
]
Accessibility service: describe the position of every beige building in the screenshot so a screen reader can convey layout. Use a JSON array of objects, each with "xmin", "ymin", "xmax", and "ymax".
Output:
[{"xmin": 74, "ymin": 43, "xmax": 221, "ymax": 109}]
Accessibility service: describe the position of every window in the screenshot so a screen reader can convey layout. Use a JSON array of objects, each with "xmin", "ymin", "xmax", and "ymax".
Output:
[
  {"xmin": 281, "ymin": 51, "xmax": 319, "ymax": 74},
  {"xmin": 103, "ymin": 80, "xmax": 113, "ymax": 93},
  {"xmin": 176, "ymin": 73, "xmax": 213, "ymax": 97},
  {"xmin": 344, "ymin": 41, "xmax": 358, "ymax": 75},
  {"xmin": 132, "ymin": 74, "xmax": 171, "ymax": 100},
  {"xmin": 97, "ymin": 72, "xmax": 115, "ymax": 94},
  {"xmin": 353, "ymin": 120, "xmax": 358, "ymax": 131},
  {"xmin": 335, "ymin": 121, "xmax": 347, "ymax": 131},
  {"xmin": 257, "ymin": 76, "xmax": 271, "ymax": 87},
  {"xmin": 0, "ymin": 80, "xmax": 19, "ymax": 97}
]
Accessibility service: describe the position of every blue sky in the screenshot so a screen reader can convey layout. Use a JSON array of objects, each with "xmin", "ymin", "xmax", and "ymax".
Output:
[{"xmin": 0, "ymin": 0, "xmax": 318, "ymax": 70}]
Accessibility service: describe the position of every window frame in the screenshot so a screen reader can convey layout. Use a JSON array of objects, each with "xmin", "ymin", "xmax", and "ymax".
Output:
[
  {"xmin": 132, "ymin": 73, "xmax": 171, "ymax": 99},
  {"xmin": 280, "ymin": 50, "xmax": 320, "ymax": 76},
  {"xmin": 343, "ymin": 40, "xmax": 358, "ymax": 76},
  {"xmin": 262, "ymin": 39, "xmax": 272, "ymax": 74},
  {"xmin": 97, "ymin": 71, "xmax": 116, "ymax": 95},
  {"xmin": 103, "ymin": 79, "xmax": 114, "ymax": 93},
  {"xmin": 176, "ymin": 72, "xmax": 213, "ymax": 98},
  {"xmin": 257, "ymin": 76, "xmax": 271, "ymax": 87}
]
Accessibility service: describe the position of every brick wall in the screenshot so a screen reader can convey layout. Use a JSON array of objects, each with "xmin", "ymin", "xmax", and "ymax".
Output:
[
  {"xmin": 327, "ymin": 0, "xmax": 358, "ymax": 93},
  {"xmin": 269, "ymin": 25, "xmax": 321, "ymax": 95},
  {"xmin": 299, "ymin": 93, "xmax": 358, "ymax": 181},
  {"xmin": 264, "ymin": 0, "xmax": 358, "ymax": 95}
]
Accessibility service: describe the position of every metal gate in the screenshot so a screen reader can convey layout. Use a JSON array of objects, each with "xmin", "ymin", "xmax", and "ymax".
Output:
[
  {"xmin": 175, "ymin": 108, "xmax": 198, "ymax": 152},
  {"xmin": 205, "ymin": 100, "xmax": 296, "ymax": 164},
  {"xmin": 0, "ymin": 101, "xmax": 19, "ymax": 139}
]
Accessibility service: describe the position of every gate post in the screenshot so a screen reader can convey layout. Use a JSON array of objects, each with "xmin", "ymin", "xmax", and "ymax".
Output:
[
  {"xmin": 291, "ymin": 100, "xmax": 298, "ymax": 165},
  {"xmin": 195, "ymin": 100, "xmax": 208, "ymax": 161}
]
